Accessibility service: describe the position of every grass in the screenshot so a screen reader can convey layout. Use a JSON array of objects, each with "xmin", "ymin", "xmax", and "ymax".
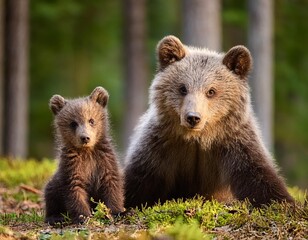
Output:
[
  {"xmin": 0, "ymin": 158, "xmax": 56, "ymax": 188},
  {"xmin": 0, "ymin": 159, "xmax": 307, "ymax": 239}
]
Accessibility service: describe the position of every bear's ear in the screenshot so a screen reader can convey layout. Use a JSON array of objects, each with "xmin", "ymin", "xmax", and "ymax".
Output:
[
  {"xmin": 223, "ymin": 46, "xmax": 252, "ymax": 79},
  {"xmin": 90, "ymin": 86, "xmax": 109, "ymax": 108},
  {"xmin": 157, "ymin": 35, "xmax": 186, "ymax": 70},
  {"xmin": 49, "ymin": 95, "xmax": 66, "ymax": 115}
]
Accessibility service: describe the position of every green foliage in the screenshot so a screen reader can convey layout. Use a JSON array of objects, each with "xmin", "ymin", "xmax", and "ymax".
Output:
[
  {"xmin": 114, "ymin": 191, "xmax": 307, "ymax": 239},
  {"xmin": 2, "ymin": 190, "xmax": 40, "ymax": 203},
  {"xmin": 0, "ymin": 158, "xmax": 56, "ymax": 188},
  {"xmin": 0, "ymin": 159, "xmax": 306, "ymax": 239},
  {"xmin": 222, "ymin": 1, "xmax": 248, "ymax": 49},
  {"xmin": 288, "ymin": 186, "xmax": 307, "ymax": 204},
  {"xmin": 1, "ymin": 193, "xmax": 308, "ymax": 239},
  {"xmin": 166, "ymin": 218, "xmax": 212, "ymax": 240},
  {"xmin": 274, "ymin": 0, "xmax": 308, "ymax": 188},
  {"xmin": 29, "ymin": 0, "xmax": 124, "ymax": 157},
  {"xmin": 139, "ymin": 197, "xmax": 235, "ymax": 231},
  {"xmin": 0, "ymin": 211, "xmax": 44, "ymax": 225},
  {"xmin": 92, "ymin": 200, "xmax": 113, "ymax": 224}
]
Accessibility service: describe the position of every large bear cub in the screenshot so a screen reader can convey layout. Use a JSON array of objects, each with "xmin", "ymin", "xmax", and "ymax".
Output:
[
  {"xmin": 124, "ymin": 35, "xmax": 294, "ymax": 208},
  {"xmin": 44, "ymin": 87, "xmax": 124, "ymax": 224}
]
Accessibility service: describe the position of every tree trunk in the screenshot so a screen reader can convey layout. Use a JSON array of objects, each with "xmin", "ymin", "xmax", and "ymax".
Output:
[
  {"xmin": 4, "ymin": 0, "xmax": 29, "ymax": 158},
  {"xmin": 182, "ymin": 0, "xmax": 221, "ymax": 51},
  {"xmin": 0, "ymin": 0, "xmax": 4, "ymax": 155},
  {"xmin": 248, "ymin": 0, "xmax": 273, "ymax": 151},
  {"xmin": 123, "ymin": 0, "xmax": 148, "ymax": 149}
]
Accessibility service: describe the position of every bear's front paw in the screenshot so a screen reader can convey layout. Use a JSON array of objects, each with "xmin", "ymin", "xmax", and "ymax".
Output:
[
  {"xmin": 45, "ymin": 215, "xmax": 65, "ymax": 226},
  {"xmin": 72, "ymin": 214, "xmax": 91, "ymax": 224}
]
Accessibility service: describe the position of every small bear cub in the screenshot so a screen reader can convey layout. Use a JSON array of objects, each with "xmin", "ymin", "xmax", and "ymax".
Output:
[{"xmin": 44, "ymin": 87, "xmax": 124, "ymax": 225}]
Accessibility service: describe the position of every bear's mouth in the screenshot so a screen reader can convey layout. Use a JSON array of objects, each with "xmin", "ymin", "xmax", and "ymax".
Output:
[
  {"xmin": 181, "ymin": 123, "xmax": 203, "ymax": 132},
  {"xmin": 77, "ymin": 141, "xmax": 94, "ymax": 148},
  {"xmin": 188, "ymin": 126, "xmax": 203, "ymax": 131},
  {"xmin": 180, "ymin": 120, "xmax": 207, "ymax": 132}
]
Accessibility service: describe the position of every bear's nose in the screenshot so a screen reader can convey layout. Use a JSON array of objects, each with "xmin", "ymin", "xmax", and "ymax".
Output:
[
  {"xmin": 185, "ymin": 112, "xmax": 201, "ymax": 127},
  {"xmin": 81, "ymin": 136, "xmax": 90, "ymax": 144}
]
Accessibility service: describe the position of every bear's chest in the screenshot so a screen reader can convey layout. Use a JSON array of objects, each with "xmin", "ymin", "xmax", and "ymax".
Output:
[{"xmin": 158, "ymin": 140, "xmax": 222, "ymax": 195}]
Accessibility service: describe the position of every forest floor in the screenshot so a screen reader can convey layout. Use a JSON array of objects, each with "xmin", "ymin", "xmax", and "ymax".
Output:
[{"xmin": 0, "ymin": 159, "xmax": 307, "ymax": 240}]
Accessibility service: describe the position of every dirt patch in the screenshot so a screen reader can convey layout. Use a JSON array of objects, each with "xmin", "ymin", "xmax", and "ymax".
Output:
[{"xmin": 0, "ymin": 186, "xmax": 43, "ymax": 215}]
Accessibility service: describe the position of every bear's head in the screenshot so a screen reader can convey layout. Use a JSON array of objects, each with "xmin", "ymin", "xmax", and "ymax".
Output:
[
  {"xmin": 150, "ymin": 35, "xmax": 253, "ymax": 142},
  {"xmin": 49, "ymin": 87, "xmax": 109, "ymax": 149}
]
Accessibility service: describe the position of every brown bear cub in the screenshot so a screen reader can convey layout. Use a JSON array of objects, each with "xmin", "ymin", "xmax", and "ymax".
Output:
[
  {"xmin": 124, "ymin": 36, "xmax": 294, "ymax": 208},
  {"xmin": 44, "ymin": 87, "xmax": 124, "ymax": 225}
]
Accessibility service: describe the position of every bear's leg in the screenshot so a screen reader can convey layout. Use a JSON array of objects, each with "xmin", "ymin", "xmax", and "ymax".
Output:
[
  {"xmin": 96, "ymin": 179, "xmax": 124, "ymax": 215},
  {"xmin": 124, "ymin": 164, "xmax": 169, "ymax": 208},
  {"xmin": 44, "ymin": 180, "xmax": 66, "ymax": 225},
  {"xmin": 65, "ymin": 185, "xmax": 92, "ymax": 224},
  {"xmin": 226, "ymin": 157, "xmax": 294, "ymax": 206}
]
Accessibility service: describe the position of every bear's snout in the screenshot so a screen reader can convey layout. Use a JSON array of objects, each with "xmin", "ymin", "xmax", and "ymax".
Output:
[
  {"xmin": 76, "ymin": 125, "xmax": 95, "ymax": 147},
  {"xmin": 185, "ymin": 112, "xmax": 201, "ymax": 128},
  {"xmin": 80, "ymin": 135, "xmax": 90, "ymax": 144}
]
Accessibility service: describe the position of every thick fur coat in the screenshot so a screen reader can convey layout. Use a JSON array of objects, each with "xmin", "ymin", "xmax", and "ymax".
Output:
[
  {"xmin": 124, "ymin": 36, "xmax": 294, "ymax": 208},
  {"xmin": 44, "ymin": 87, "xmax": 124, "ymax": 224}
]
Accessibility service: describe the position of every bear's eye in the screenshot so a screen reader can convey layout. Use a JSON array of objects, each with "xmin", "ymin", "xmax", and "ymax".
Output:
[
  {"xmin": 179, "ymin": 85, "xmax": 188, "ymax": 96},
  {"xmin": 69, "ymin": 121, "xmax": 78, "ymax": 130},
  {"xmin": 89, "ymin": 118, "xmax": 95, "ymax": 126},
  {"xmin": 206, "ymin": 88, "xmax": 216, "ymax": 98}
]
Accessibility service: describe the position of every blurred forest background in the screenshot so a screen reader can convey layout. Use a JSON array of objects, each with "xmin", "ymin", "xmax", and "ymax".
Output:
[{"xmin": 0, "ymin": 0, "xmax": 307, "ymax": 188}]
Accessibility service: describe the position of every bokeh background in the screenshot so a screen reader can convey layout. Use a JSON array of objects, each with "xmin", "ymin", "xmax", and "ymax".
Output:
[{"xmin": 0, "ymin": 0, "xmax": 307, "ymax": 188}]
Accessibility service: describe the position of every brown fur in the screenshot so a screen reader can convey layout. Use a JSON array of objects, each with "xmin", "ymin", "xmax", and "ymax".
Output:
[
  {"xmin": 157, "ymin": 36, "xmax": 186, "ymax": 70},
  {"xmin": 44, "ymin": 87, "xmax": 124, "ymax": 225},
  {"xmin": 124, "ymin": 36, "xmax": 294, "ymax": 208}
]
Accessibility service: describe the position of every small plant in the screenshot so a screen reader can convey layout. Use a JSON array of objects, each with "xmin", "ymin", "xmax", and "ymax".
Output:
[{"xmin": 92, "ymin": 199, "xmax": 113, "ymax": 223}]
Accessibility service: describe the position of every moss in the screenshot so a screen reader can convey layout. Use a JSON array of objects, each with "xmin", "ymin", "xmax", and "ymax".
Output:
[
  {"xmin": 0, "ymin": 159, "xmax": 307, "ymax": 239},
  {"xmin": 0, "ymin": 158, "xmax": 56, "ymax": 188}
]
